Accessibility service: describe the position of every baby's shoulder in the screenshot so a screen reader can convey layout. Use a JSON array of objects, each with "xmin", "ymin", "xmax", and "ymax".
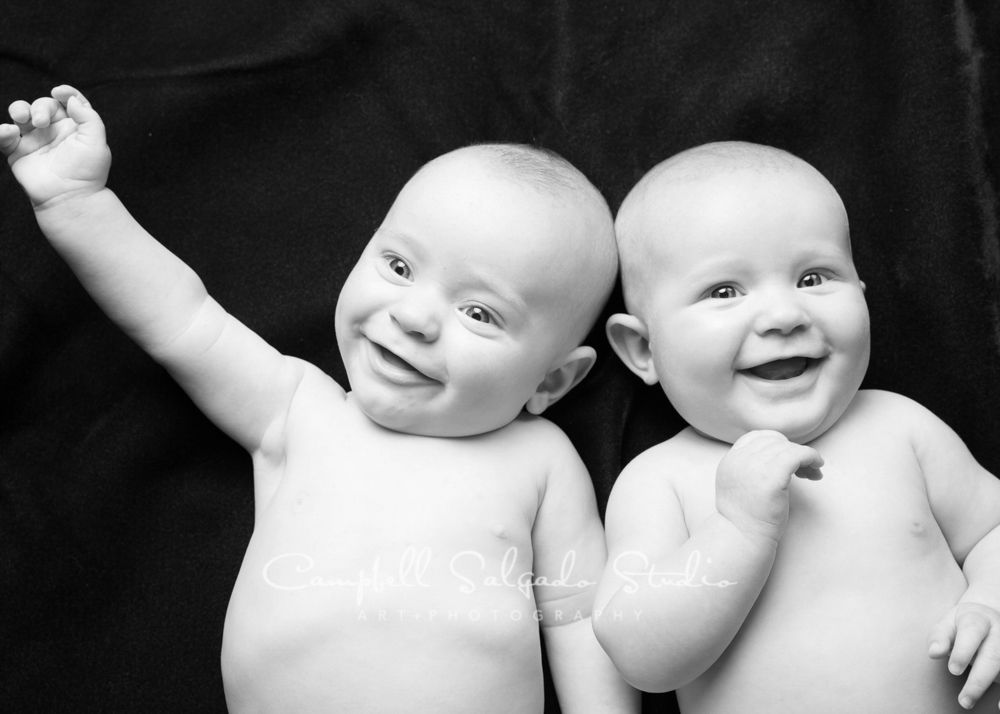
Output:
[
  {"xmin": 276, "ymin": 359, "xmax": 350, "ymax": 438},
  {"xmin": 631, "ymin": 426, "xmax": 726, "ymax": 471},
  {"xmin": 851, "ymin": 388, "xmax": 919, "ymax": 410},
  {"xmin": 248, "ymin": 359, "xmax": 348, "ymax": 507},
  {"xmin": 840, "ymin": 388, "xmax": 938, "ymax": 432},
  {"xmin": 288, "ymin": 358, "xmax": 348, "ymax": 406},
  {"xmin": 487, "ymin": 412, "xmax": 581, "ymax": 463},
  {"xmin": 613, "ymin": 427, "xmax": 722, "ymax": 495},
  {"xmin": 472, "ymin": 414, "xmax": 597, "ymax": 508}
]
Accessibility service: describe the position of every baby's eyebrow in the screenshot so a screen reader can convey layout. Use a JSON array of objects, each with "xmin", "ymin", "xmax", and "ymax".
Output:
[
  {"xmin": 374, "ymin": 227, "xmax": 427, "ymax": 259},
  {"xmin": 686, "ymin": 257, "xmax": 746, "ymax": 282},
  {"xmin": 460, "ymin": 266, "xmax": 528, "ymax": 319},
  {"xmin": 799, "ymin": 247, "xmax": 853, "ymax": 265}
]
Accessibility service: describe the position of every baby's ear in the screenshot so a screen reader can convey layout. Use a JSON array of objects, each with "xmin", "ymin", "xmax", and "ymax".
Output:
[
  {"xmin": 605, "ymin": 313, "xmax": 659, "ymax": 386},
  {"xmin": 525, "ymin": 346, "xmax": 596, "ymax": 415}
]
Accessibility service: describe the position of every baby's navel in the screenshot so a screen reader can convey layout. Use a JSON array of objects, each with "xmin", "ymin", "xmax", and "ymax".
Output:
[{"xmin": 490, "ymin": 523, "xmax": 509, "ymax": 540}]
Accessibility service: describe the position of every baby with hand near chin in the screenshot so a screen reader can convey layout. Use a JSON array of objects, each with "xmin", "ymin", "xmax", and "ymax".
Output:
[{"xmin": 594, "ymin": 141, "xmax": 1000, "ymax": 713}]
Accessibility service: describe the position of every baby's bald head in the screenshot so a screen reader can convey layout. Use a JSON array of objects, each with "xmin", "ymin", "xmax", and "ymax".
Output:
[
  {"xmin": 417, "ymin": 144, "xmax": 619, "ymax": 347},
  {"xmin": 615, "ymin": 142, "xmax": 847, "ymax": 317}
]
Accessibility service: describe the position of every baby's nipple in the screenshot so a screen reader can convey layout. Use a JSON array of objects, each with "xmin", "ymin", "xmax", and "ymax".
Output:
[{"xmin": 909, "ymin": 520, "xmax": 928, "ymax": 538}]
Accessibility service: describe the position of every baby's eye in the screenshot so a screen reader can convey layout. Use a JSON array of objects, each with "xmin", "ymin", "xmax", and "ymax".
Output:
[
  {"xmin": 386, "ymin": 256, "xmax": 412, "ymax": 280},
  {"xmin": 463, "ymin": 306, "xmax": 493, "ymax": 324},
  {"xmin": 709, "ymin": 286, "xmax": 740, "ymax": 299},
  {"xmin": 798, "ymin": 272, "xmax": 826, "ymax": 288}
]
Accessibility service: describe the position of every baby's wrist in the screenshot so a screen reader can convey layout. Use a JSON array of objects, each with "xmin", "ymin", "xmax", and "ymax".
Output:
[
  {"xmin": 32, "ymin": 187, "xmax": 123, "ymax": 249},
  {"xmin": 957, "ymin": 590, "xmax": 1000, "ymax": 616},
  {"xmin": 714, "ymin": 509, "xmax": 783, "ymax": 552},
  {"xmin": 33, "ymin": 185, "xmax": 114, "ymax": 224}
]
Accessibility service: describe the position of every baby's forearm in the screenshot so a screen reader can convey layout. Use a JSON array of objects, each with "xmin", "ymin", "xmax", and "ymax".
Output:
[
  {"xmin": 544, "ymin": 618, "xmax": 639, "ymax": 713},
  {"xmin": 959, "ymin": 522, "xmax": 1000, "ymax": 611},
  {"xmin": 594, "ymin": 513, "xmax": 776, "ymax": 692},
  {"xmin": 34, "ymin": 188, "xmax": 209, "ymax": 356}
]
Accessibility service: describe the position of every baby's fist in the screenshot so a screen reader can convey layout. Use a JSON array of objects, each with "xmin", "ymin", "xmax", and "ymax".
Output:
[{"xmin": 715, "ymin": 430, "xmax": 824, "ymax": 546}]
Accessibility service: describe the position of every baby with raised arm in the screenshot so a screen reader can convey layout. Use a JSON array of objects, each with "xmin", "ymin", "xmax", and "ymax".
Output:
[
  {"xmin": 593, "ymin": 141, "xmax": 1000, "ymax": 712},
  {"xmin": 1, "ymin": 86, "xmax": 638, "ymax": 714}
]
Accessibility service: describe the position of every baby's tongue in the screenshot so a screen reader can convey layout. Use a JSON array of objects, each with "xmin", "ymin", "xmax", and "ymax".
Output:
[{"xmin": 748, "ymin": 357, "xmax": 808, "ymax": 380}]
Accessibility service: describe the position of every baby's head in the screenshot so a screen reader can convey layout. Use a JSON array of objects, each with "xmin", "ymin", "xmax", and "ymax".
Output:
[
  {"xmin": 608, "ymin": 141, "xmax": 870, "ymax": 444},
  {"xmin": 336, "ymin": 144, "xmax": 617, "ymax": 437}
]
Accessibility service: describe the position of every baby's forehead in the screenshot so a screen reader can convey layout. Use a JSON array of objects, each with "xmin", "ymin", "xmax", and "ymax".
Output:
[
  {"xmin": 629, "ymin": 148, "xmax": 842, "ymax": 231},
  {"xmin": 654, "ymin": 141, "xmax": 804, "ymax": 177},
  {"xmin": 423, "ymin": 145, "xmax": 583, "ymax": 193},
  {"xmin": 394, "ymin": 145, "xmax": 618, "ymax": 338},
  {"xmin": 452, "ymin": 218, "xmax": 606, "ymax": 300},
  {"xmin": 618, "ymin": 146, "xmax": 849, "ymax": 304},
  {"xmin": 647, "ymin": 153, "xmax": 820, "ymax": 200}
]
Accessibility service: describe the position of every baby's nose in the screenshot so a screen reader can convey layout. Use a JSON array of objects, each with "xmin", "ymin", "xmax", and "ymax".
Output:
[
  {"xmin": 753, "ymin": 291, "xmax": 812, "ymax": 335},
  {"xmin": 389, "ymin": 294, "xmax": 441, "ymax": 341}
]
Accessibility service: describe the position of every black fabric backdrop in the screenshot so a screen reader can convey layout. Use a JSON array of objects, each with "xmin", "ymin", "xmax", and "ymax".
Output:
[{"xmin": 1, "ymin": 1, "xmax": 998, "ymax": 712}]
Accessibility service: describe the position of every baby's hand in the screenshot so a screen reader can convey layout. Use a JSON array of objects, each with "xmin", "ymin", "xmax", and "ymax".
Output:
[
  {"xmin": 929, "ymin": 602, "xmax": 1000, "ymax": 710},
  {"xmin": 0, "ymin": 85, "xmax": 110, "ymax": 209},
  {"xmin": 715, "ymin": 430, "xmax": 824, "ymax": 546}
]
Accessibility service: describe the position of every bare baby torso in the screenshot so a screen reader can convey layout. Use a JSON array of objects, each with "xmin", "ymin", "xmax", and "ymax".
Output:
[
  {"xmin": 221, "ymin": 370, "xmax": 561, "ymax": 714},
  {"xmin": 668, "ymin": 392, "xmax": 998, "ymax": 713}
]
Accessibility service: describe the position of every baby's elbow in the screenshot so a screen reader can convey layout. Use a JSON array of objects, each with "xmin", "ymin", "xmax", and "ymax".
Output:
[
  {"xmin": 620, "ymin": 660, "xmax": 687, "ymax": 695},
  {"xmin": 592, "ymin": 615, "xmax": 684, "ymax": 693},
  {"xmin": 593, "ymin": 617, "xmax": 702, "ymax": 694},
  {"xmin": 620, "ymin": 667, "xmax": 676, "ymax": 695}
]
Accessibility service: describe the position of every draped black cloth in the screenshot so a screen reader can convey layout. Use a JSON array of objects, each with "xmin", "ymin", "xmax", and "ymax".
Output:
[{"xmin": 2, "ymin": 1, "xmax": 997, "ymax": 711}]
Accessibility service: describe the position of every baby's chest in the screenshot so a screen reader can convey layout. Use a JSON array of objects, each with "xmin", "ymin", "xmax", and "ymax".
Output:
[
  {"xmin": 685, "ymin": 435, "xmax": 946, "ymax": 561},
  {"xmin": 247, "ymin": 426, "xmax": 541, "ymax": 603},
  {"xmin": 780, "ymin": 444, "xmax": 947, "ymax": 570},
  {"xmin": 284, "ymin": 426, "xmax": 531, "ymax": 521}
]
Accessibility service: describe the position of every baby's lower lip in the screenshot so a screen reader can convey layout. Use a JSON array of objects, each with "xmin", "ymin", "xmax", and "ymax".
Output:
[{"xmin": 744, "ymin": 357, "xmax": 811, "ymax": 380}]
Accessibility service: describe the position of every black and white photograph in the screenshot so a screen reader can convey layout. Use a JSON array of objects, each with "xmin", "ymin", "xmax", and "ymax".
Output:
[{"xmin": 2, "ymin": 1, "xmax": 998, "ymax": 712}]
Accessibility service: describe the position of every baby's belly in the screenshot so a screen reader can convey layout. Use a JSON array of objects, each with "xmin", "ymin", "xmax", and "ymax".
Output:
[
  {"xmin": 221, "ymin": 505, "xmax": 545, "ymax": 713},
  {"xmin": 680, "ymin": 528, "xmax": 996, "ymax": 713}
]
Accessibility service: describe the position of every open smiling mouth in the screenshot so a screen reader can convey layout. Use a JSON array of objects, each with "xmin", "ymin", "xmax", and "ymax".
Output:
[
  {"xmin": 374, "ymin": 343, "xmax": 442, "ymax": 384},
  {"xmin": 378, "ymin": 344, "xmax": 419, "ymax": 372},
  {"xmin": 743, "ymin": 357, "xmax": 814, "ymax": 380}
]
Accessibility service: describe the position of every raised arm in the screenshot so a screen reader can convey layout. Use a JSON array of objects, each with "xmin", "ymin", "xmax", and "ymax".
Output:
[
  {"xmin": 528, "ymin": 423, "xmax": 638, "ymax": 714},
  {"xmin": 1, "ymin": 87, "xmax": 307, "ymax": 458},
  {"xmin": 592, "ymin": 430, "xmax": 823, "ymax": 693}
]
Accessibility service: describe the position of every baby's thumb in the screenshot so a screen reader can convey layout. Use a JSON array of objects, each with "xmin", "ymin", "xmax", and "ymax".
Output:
[
  {"xmin": 57, "ymin": 87, "xmax": 106, "ymax": 143},
  {"xmin": 794, "ymin": 465, "xmax": 824, "ymax": 480},
  {"xmin": 927, "ymin": 609, "xmax": 957, "ymax": 659},
  {"xmin": 793, "ymin": 446, "xmax": 824, "ymax": 480},
  {"xmin": 67, "ymin": 95, "xmax": 101, "ymax": 128}
]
